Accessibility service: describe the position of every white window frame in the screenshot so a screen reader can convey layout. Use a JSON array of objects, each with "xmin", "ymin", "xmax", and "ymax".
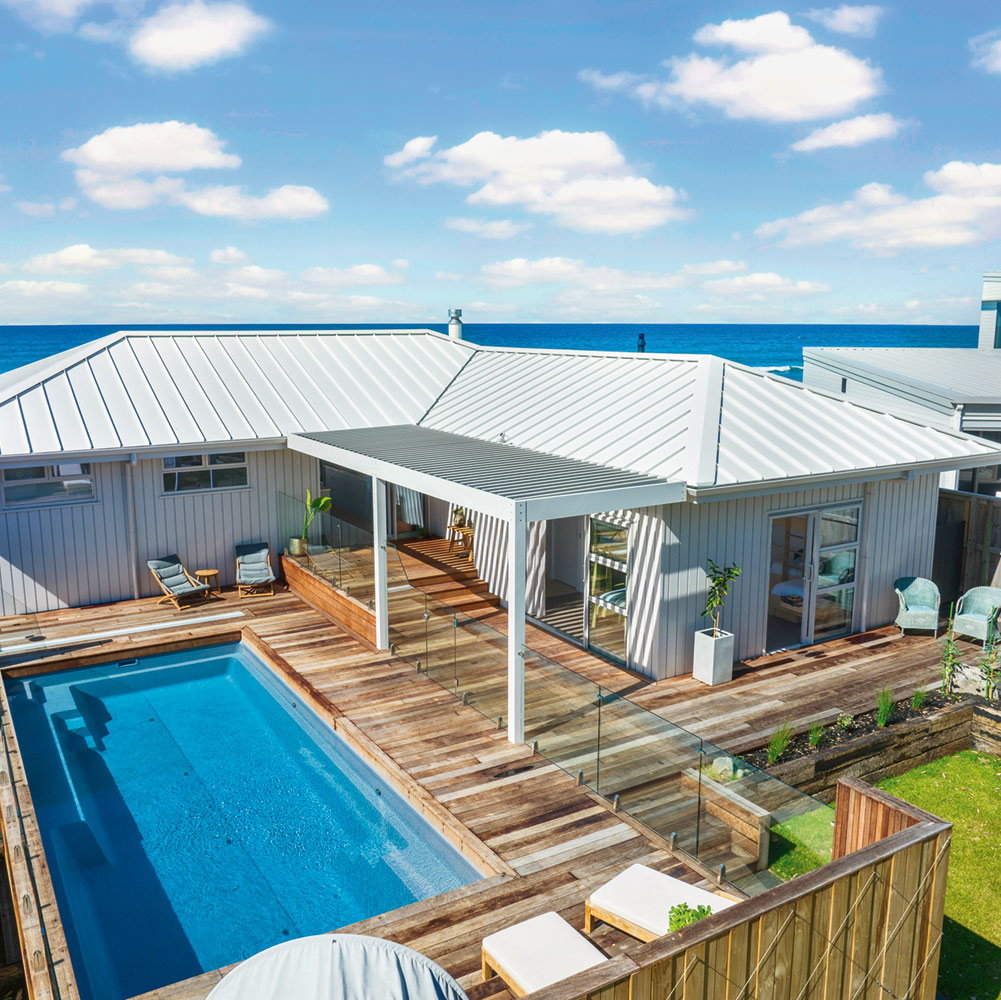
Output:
[
  {"xmin": 0, "ymin": 464, "xmax": 96, "ymax": 508},
  {"xmin": 161, "ymin": 452, "xmax": 250, "ymax": 496}
]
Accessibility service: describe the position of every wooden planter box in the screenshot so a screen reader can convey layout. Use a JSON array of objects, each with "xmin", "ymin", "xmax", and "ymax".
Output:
[
  {"xmin": 281, "ymin": 555, "xmax": 377, "ymax": 646},
  {"xmin": 680, "ymin": 768, "xmax": 771, "ymax": 870}
]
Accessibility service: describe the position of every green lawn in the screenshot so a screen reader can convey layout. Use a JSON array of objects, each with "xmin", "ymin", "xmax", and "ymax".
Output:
[
  {"xmin": 879, "ymin": 751, "xmax": 1001, "ymax": 1000},
  {"xmin": 768, "ymin": 804, "xmax": 836, "ymax": 881}
]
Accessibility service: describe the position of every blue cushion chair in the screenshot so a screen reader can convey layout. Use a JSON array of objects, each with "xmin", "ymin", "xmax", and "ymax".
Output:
[
  {"xmin": 148, "ymin": 555, "xmax": 211, "ymax": 610},
  {"xmin": 236, "ymin": 542, "xmax": 276, "ymax": 598},
  {"xmin": 893, "ymin": 577, "xmax": 940, "ymax": 637},
  {"xmin": 953, "ymin": 586, "xmax": 1001, "ymax": 647}
]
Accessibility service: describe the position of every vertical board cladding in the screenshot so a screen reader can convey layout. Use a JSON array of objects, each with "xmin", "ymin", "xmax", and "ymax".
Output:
[
  {"xmin": 132, "ymin": 448, "xmax": 318, "ymax": 597},
  {"xmin": 0, "ymin": 460, "xmax": 132, "ymax": 614},
  {"xmin": 656, "ymin": 474, "xmax": 939, "ymax": 679}
]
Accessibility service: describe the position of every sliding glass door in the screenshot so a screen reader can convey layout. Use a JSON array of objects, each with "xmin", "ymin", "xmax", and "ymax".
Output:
[
  {"xmin": 585, "ymin": 518, "xmax": 629, "ymax": 663},
  {"xmin": 766, "ymin": 504, "xmax": 860, "ymax": 651}
]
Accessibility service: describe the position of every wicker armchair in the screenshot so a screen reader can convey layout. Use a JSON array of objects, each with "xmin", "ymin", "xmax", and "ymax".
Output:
[
  {"xmin": 893, "ymin": 577, "xmax": 940, "ymax": 637},
  {"xmin": 953, "ymin": 586, "xmax": 1001, "ymax": 647}
]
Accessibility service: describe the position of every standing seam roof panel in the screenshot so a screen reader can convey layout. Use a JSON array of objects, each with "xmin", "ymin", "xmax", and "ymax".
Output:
[{"xmin": 66, "ymin": 362, "xmax": 121, "ymax": 450}]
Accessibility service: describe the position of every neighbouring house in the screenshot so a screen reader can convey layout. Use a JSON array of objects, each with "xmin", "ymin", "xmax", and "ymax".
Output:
[
  {"xmin": 804, "ymin": 271, "xmax": 1001, "ymax": 496},
  {"xmin": 2, "ymin": 327, "xmax": 998, "ymax": 719}
]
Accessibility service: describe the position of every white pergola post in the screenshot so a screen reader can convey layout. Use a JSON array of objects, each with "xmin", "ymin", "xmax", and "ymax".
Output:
[
  {"xmin": 372, "ymin": 476, "xmax": 389, "ymax": 650},
  {"xmin": 507, "ymin": 503, "xmax": 528, "ymax": 744}
]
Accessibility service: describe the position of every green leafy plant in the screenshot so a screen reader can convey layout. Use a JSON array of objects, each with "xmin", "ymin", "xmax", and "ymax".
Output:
[
  {"xmin": 911, "ymin": 689, "xmax": 927, "ymax": 712},
  {"xmin": 875, "ymin": 686, "xmax": 894, "ymax": 728},
  {"xmin": 939, "ymin": 604, "xmax": 961, "ymax": 696},
  {"xmin": 767, "ymin": 722, "xmax": 794, "ymax": 765},
  {"xmin": 301, "ymin": 489, "xmax": 332, "ymax": 540},
  {"xmin": 808, "ymin": 721, "xmax": 824, "ymax": 748},
  {"xmin": 979, "ymin": 623, "xmax": 1000, "ymax": 700},
  {"xmin": 701, "ymin": 559, "xmax": 742, "ymax": 638},
  {"xmin": 836, "ymin": 712, "xmax": 854, "ymax": 732},
  {"xmin": 668, "ymin": 902, "xmax": 713, "ymax": 932}
]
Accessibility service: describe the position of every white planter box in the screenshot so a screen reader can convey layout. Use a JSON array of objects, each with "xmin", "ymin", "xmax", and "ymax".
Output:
[{"xmin": 693, "ymin": 628, "xmax": 734, "ymax": 686}]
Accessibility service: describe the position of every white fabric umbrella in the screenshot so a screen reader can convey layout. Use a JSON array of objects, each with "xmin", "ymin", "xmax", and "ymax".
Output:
[{"xmin": 207, "ymin": 934, "xmax": 468, "ymax": 1000}]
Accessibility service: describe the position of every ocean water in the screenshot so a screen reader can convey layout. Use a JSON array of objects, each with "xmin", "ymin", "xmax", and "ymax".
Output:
[
  {"xmin": 0, "ymin": 322, "xmax": 979, "ymax": 380},
  {"xmin": 6, "ymin": 642, "xmax": 479, "ymax": 1000}
]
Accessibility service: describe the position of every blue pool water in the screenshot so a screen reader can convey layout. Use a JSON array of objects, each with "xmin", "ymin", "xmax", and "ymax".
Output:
[{"xmin": 6, "ymin": 643, "xmax": 480, "ymax": 1000}]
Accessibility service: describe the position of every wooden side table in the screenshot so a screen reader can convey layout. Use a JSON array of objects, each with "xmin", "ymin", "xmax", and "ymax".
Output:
[
  {"xmin": 196, "ymin": 568, "xmax": 222, "ymax": 596},
  {"xmin": 447, "ymin": 524, "xmax": 475, "ymax": 561}
]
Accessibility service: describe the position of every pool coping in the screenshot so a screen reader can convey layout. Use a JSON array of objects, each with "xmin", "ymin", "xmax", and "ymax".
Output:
[{"xmin": 0, "ymin": 626, "xmax": 514, "ymax": 1000}]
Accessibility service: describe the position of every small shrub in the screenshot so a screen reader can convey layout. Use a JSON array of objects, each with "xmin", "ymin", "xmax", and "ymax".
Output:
[
  {"xmin": 668, "ymin": 902, "xmax": 713, "ymax": 932},
  {"xmin": 767, "ymin": 722, "xmax": 794, "ymax": 765},
  {"xmin": 939, "ymin": 605, "xmax": 960, "ymax": 696},
  {"xmin": 808, "ymin": 721, "xmax": 824, "ymax": 748},
  {"xmin": 979, "ymin": 624, "xmax": 1000, "ymax": 700},
  {"xmin": 875, "ymin": 686, "xmax": 894, "ymax": 728},
  {"xmin": 836, "ymin": 711, "xmax": 854, "ymax": 731},
  {"xmin": 911, "ymin": 689, "xmax": 927, "ymax": 711}
]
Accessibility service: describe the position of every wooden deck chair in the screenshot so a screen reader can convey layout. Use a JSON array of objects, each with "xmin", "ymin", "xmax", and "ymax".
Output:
[
  {"xmin": 147, "ymin": 555, "xmax": 212, "ymax": 610},
  {"xmin": 584, "ymin": 863, "xmax": 738, "ymax": 943},
  {"xmin": 235, "ymin": 542, "xmax": 276, "ymax": 598}
]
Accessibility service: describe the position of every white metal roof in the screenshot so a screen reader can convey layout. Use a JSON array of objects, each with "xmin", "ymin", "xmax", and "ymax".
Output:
[
  {"xmin": 0, "ymin": 330, "xmax": 473, "ymax": 462},
  {"xmin": 1, "ymin": 330, "xmax": 998, "ymax": 494},
  {"xmin": 290, "ymin": 425, "xmax": 686, "ymax": 519},
  {"xmin": 803, "ymin": 346, "xmax": 1001, "ymax": 405}
]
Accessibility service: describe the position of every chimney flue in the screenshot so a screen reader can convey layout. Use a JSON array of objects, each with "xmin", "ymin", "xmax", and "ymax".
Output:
[{"xmin": 448, "ymin": 307, "xmax": 463, "ymax": 341}]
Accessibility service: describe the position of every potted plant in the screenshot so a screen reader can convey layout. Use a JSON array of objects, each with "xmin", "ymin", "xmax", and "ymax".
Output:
[
  {"xmin": 290, "ymin": 489, "xmax": 332, "ymax": 556},
  {"xmin": 693, "ymin": 559, "xmax": 741, "ymax": 685},
  {"xmin": 452, "ymin": 506, "xmax": 467, "ymax": 528}
]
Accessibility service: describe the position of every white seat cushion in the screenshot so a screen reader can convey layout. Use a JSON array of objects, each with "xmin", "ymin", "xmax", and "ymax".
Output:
[
  {"xmin": 482, "ymin": 911, "xmax": 606, "ymax": 994},
  {"xmin": 588, "ymin": 864, "xmax": 735, "ymax": 938}
]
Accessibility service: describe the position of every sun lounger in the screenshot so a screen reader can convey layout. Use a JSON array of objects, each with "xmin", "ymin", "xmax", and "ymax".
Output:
[
  {"xmin": 147, "ymin": 555, "xmax": 212, "ymax": 610},
  {"xmin": 236, "ymin": 542, "xmax": 276, "ymax": 597},
  {"xmin": 481, "ymin": 911, "xmax": 606, "ymax": 997},
  {"xmin": 584, "ymin": 863, "xmax": 737, "ymax": 942}
]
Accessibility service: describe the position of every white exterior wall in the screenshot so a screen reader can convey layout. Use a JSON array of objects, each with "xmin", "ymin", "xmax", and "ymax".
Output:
[
  {"xmin": 0, "ymin": 460, "xmax": 133, "ymax": 615},
  {"xmin": 0, "ymin": 447, "xmax": 318, "ymax": 614},
  {"xmin": 132, "ymin": 448, "xmax": 318, "ymax": 597},
  {"xmin": 646, "ymin": 474, "xmax": 939, "ymax": 680}
]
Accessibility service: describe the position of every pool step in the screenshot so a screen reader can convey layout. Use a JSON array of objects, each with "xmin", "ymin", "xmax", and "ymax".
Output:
[{"xmin": 52, "ymin": 710, "xmax": 98, "ymax": 752}]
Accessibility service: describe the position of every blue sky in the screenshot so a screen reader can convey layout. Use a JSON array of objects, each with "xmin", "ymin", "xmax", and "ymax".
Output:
[{"xmin": 1, "ymin": 0, "xmax": 1000, "ymax": 324}]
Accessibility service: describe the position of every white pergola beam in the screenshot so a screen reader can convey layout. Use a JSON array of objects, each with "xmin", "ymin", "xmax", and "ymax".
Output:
[
  {"xmin": 372, "ymin": 476, "xmax": 389, "ymax": 650},
  {"xmin": 507, "ymin": 502, "xmax": 528, "ymax": 744},
  {"xmin": 522, "ymin": 481, "xmax": 686, "ymax": 521}
]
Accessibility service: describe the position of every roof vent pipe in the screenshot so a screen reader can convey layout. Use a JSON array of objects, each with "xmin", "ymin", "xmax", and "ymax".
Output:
[
  {"xmin": 637, "ymin": 331, "xmax": 646, "ymax": 353},
  {"xmin": 448, "ymin": 308, "xmax": 463, "ymax": 341}
]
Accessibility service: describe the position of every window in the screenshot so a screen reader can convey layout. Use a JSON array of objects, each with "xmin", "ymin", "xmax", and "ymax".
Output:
[
  {"xmin": 2, "ymin": 464, "xmax": 94, "ymax": 505},
  {"xmin": 586, "ymin": 518, "xmax": 629, "ymax": 663},
  {"xmin": 162, "ymin": 453, "xmax": 248, "ymax": 493}
]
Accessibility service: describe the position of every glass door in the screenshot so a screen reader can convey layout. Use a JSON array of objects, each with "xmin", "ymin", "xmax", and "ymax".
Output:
[
  {"xmin": 586, "ymin": 518, "xmax": 629, "ymax": 663},
  {"xmin": 766, "ymin": 505, "xmax": 860, "ymax": 651}
]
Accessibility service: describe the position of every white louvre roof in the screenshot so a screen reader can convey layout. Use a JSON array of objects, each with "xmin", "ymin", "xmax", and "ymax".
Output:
[
  {"xmin": 1, "ymin": 329, "xmax": 999, "ymax": 494},
  {"xmin": 804, "ymin": 346, "xmax": 1001, "ymax": 405},
  {"xmin": 290, "ymin": 426, "xmax": 686, "ymax": 519},
  {"xmin": 0, "ymin": 330, "xmax": 472, "ymax": 462}
]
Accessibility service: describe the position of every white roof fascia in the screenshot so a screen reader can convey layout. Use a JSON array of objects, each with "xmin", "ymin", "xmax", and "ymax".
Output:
[
  {"xmin": 522, "ymin": 482, "xmax": 686, "ymax": 521},
  {"xmin": 688, "ymin": 448, "xmax": 1001, "ymax": 501},
  {"xmin": 683, "ymin": 356, "xmax": 724, "ymax": 488},
  {"xmin": 288, "ymin": 431, "xmax": 516, "ymax": 519}
]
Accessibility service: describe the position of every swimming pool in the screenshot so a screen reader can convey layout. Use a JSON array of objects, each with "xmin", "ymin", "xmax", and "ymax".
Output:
[{"xmin": 6, "ymin": 642, "xmax": 481, "ymax": 1000}]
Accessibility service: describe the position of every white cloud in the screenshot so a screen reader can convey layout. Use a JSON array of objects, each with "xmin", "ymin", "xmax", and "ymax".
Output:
[
  {"xmin": 387, "ymin": 130, "xmax": 685, "ymax": 234},
  {"xmin": 226, "ymin": 264, "xmax": 286, "ymax": 284},
  {"xmin": 480, "ymin": 256, "xmax": 746, "ymax": 290},
  {"xmin": 62, "ymin": 122, "xmax": 328, "ymax": 220},
  {"xmin": 805, "ymin": 5, "xmax": 883, "ymax": 37},
  {"xmin": 790, "ymin": 112, "xmax": 902, "ymax": 152},
  {"xmin": 391, "ymin": 258, "xmax": 409, "ymax": 270},
  {"xmin": 25, "ymin": 243, "xmax": 190, "ymax": 273},
  {"xmin": 0, "ymin": 279, "xmax": 90, "ymax": 298},
  {"xmin": 129, "ymin": 1, "xmax": 271, "ymax": 71},
  {"xmin": 301, "ymin": 264, "xmax": 403, "ymax": 288},
  {"xmin": 757, "ymin": 160, "xmax": 1001, "ymax": 250},
  {"xmin": 63, "ymin": 121, "xmax": 241, "ymax": 175},
  {"xmin": 14, "ymin": 196, "xmax": 78, "ymax": 216},
  {"xmin": 445, "ymin": 217, "xmax": 531, "ymax": 239},
  {"xmin": 0, "ymin": 175, "xmax": 10, "ymax": 193},
  {"xmin": 971, "ymin": 30, "xmax": 1001, "ymax": 76},
  {"xmin": 383, "ymin": 136, "xmax": 437, "ymax": 168},
  {"xmin": 701, "ymin": 271, "xmax": 830, "ymax": 296},
  {"xmin": 0, "ymin": 0, "xmax": 97, "ymax": 30},
  {"xmin": 210, "ymin": 245, "xmax": 248, "ymax": 264},
  {"xmin": 577, "ymin": 69, "xmax": 644, "ymax": 92},
  {"xmin": 581, "ymin": 11, "xmax": 882, "ymax": 123}
]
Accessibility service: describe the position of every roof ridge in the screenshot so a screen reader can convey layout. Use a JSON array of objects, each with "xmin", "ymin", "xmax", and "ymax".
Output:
[{"xmin": 684, "ymin": 356, "xmax": 725, "ymax": 488}]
